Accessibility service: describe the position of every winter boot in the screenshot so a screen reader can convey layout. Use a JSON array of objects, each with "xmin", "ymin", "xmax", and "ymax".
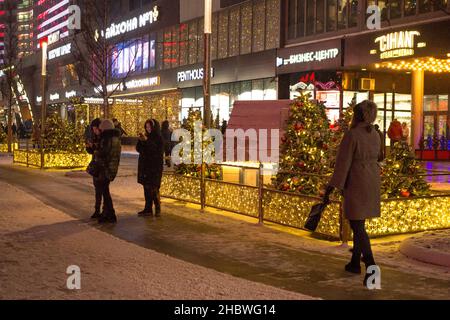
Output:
[
  {"xmin": 91, "ymin": 211, "xmax": 101, "ymax": 219},
  {"xmin": 98, "ymin": 211, "xmax": 117, "ymax": 224},
  {"xmin": 344, "ymin": 262, "xmax": 361, "ymax": 274},
  {"xmin": 138, "ymin": 208, "xmax": 153, "ymax": 217}
]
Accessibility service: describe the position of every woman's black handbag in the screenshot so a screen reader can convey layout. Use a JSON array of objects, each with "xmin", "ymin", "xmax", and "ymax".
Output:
[
  {"xmin": 304, "ymin": 203, "xmax": 327, "ymax": 231},
  {"xmin": 86, "ymin": 160, "xmax": 100, "ymax": 177}
]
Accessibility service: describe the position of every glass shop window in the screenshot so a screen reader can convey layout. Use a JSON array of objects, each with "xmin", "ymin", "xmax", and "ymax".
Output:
[
  {"xmin": 327, "ymin": 0, "xmax": 337, "ymax": 32},
  {"xmin": 404, "ymin": 0, "xmax": 417, "ymax": 16},
  {"xmin": 419, "ymin": 0, "xmax": 432, "ymax": 13},
  {"xmin": 337, "ymin": 0, "xmax": 348, "ymax": 30},
  {"xmin": 316, "ymin": 0, "xmax": 325, "ymax": 33},
  {"xmin": 348, "ymin": 0, "xmax": 358, "ymax": 27},
  {"xmin": 306, "ymin": 0, "xmax": 315, "ymax": 35},
  {"xmin": 389, "ymin": 0, "xmax": 401, "ymax": 19},
  {"xmin": 111, "ymin": 38, "xmax": 152, "ymax": 78}
]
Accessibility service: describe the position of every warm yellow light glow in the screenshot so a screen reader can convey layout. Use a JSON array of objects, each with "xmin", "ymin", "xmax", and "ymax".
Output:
[
  {"xmin": 13, "ymin": 150, "xmax": 90, "ymax": 169},
  {"xmin": 160, "ymin": 173, "xmax": 450, "ymax": 239},
  {"xmin": 377, "ymin": 57, "xmax": 450, "ymax": 73}
]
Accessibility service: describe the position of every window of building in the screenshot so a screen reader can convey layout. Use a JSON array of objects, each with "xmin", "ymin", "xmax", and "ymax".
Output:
[
  {"xmin": 252, "ymin": 0, "xmax": 265, "ymax": 52},
  {"xmin": 179, "ymin": 24, "xmax": 189, "ymax": 66},
  {"xmin": 306, "ymin": 0, "xmax": 315, "ymax": 35},
  {"xmin": 326, "ymin": 0, "xmax": 337, "ymax": 31},
  {"xmin": 389, "ymin": 0, "xmax": 402, "ymax": 19},
  {"xmin": 316, "ymin": 0, "xmax": 325, "ymax": 33},
  {"xmin": 404, "ymin": 0, "xmax": 417, "ymax": 16},
  {"xmin": 188, "ymin": 20, "xmax": 198, "ymax": 65},
  {"xmin": 111, "ymin": 37, "xmax": 154, "ymax": 78},
  {"xmin": 240, "ymin": 2, "xmax": 252, "ymax": 55},
  {"xmin": 218, "ymin": 11, "xmax": 229, "ymax": 59},
  {"xmin": 419, "ymin": 0, "xmax": 432, "ymax": 13}
]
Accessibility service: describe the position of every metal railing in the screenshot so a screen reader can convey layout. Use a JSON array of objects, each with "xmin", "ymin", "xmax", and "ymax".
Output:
[{"xmin": 160, "ymin": 163, "xmax": 450, "ymax": 242}]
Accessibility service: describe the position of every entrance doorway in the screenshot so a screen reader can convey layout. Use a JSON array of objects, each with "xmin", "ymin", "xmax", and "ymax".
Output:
[{"xmin": 419, "ymin": 95, "xmax": 450, "ymax": 160}]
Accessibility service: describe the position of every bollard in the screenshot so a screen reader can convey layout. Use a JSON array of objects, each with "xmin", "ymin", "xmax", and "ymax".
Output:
[
  {"xmin": 200, "ymin": 162, "xmax": 206, "ymax": 211},
  {"xmin": 258, "ymin": 162, "xmax": 264, "ymax": 224}
]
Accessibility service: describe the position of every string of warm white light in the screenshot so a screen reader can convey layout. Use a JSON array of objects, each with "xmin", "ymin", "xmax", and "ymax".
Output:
[{"xmin": 376, "ymin": 57, "xmax": 450, "ymax": 73}]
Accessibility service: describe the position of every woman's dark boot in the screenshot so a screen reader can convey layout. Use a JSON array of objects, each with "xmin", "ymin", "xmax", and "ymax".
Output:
[
  {"xmin": 138, "ymin": 208, "xmax": 153, "ymax": 217},
  {"xmin": 345, "ymin": 262, "xmax": 361, "ymax": 274},
  {"xmin": 91, "ymin": 211, "xmax": 101, "ymax": 219}
]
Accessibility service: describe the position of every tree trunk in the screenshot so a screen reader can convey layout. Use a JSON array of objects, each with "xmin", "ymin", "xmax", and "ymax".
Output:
[{"xmin": 7, "ymin": 80, "xmax": 13, "ymax": 153}]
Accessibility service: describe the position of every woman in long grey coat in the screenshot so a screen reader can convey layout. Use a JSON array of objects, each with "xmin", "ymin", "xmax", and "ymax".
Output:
[{"xmin": 324, "ymin": 100, "xmax": 384, "ymax": 284}]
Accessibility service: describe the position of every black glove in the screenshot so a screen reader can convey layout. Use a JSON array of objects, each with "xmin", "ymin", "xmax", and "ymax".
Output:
[{"xmin": 323, "ymin": 185, "xmax": 334, "ymax": 205}]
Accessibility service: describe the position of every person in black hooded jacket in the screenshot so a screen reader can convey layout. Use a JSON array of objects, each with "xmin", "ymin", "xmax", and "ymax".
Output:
[{"xmin": 136, "ymin": 119, "xmax": 164, "ymax": 217}]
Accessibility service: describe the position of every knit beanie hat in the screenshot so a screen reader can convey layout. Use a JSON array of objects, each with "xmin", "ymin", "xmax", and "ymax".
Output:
[
  {"xmin": 99, "ymin": 119, "xmax": 115, "ymax": 131},
  {"xmin": 90, "ymin": 118, "xmax": 101, "ymax": 128}
]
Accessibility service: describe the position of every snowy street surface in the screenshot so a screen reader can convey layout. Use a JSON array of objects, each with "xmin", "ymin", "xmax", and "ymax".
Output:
[
  {"xmin": 1, "ymin": 155, "xmax": 449, "ymax": 300},
  {"xmin": 0, "ymin": 180, "xmax": 315, "ymax": 300}
]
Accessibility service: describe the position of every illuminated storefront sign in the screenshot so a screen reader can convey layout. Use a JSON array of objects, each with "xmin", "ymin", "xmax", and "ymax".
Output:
[
  {"xmin": 65, "ymin": 90, "xmax": 76, "ymax": 98},
  {"xmin": 48, "ymin": 43, "xmax": 71, "ymax": 60},
  {"xmin": 277, "ymin": 48, "xmax": 339, "ymax": 67},
  {"xmin": 100, "ymin": 76, "xmax": 161, "ymax": 92},
  {"xmin": 177, "ymin": 68, "xmax": 215, "ymax": 82},
  {"xmin": 49, "ymin": 93, "xmax": 60, "ymax": 101},
  {"xmin": 372, "ymin": 30, "xmax": 425, "ymax": 60},
  {"xmin": 104, "ymin": 6, "xmax": 159, "ymax": 39}
]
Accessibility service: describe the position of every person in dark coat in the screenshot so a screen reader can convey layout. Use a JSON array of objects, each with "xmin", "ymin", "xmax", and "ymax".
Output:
[
  {"xmin": 161, "ymin": 120, "xmax": 173, "ymax": 167},
  {"xmin": 86, "ymin": 118, "xmax": 103, "ymax": 219},
  {"xmin": 95, "ymin": 119, "xmax": 122, "ymax": 223},
  {"xmin": 323, "ymin": 100, "xmax": 384, "ymax": 286},
  {"xmin": 136, "ymin": 119, "xmax": 164, "ymax": 217},
  {"xmin": 374, "ymin": 124, "xmax": 385, "ymax": 161},
  {"xmin": 112, "ymin": 118, "xmax": 128, "ymax": 137}
]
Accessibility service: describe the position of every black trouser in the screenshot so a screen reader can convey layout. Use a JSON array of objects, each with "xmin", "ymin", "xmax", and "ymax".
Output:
[
  {"xmin": 97, "ymin": 178, "xmax": 115, "ymax": 217},
  {"xmin": 349, "ymin": 220, "xmax": 375, "ymax": 266},
  {"xmin": 93, "ymin": 177, "xmax": 103, "ymax": 213},
  {"xmin": 143, "ymin": 184, "xmax": 160, "ymax": 212},
  {"xmin": 164, "ymin": 148, "xmax": 171, "ymax": 166}
]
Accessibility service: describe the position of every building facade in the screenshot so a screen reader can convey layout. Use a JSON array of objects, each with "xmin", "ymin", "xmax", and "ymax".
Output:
[{"xmin": 278, "ymin": 0, "xmax": 450, "ymax": 160}]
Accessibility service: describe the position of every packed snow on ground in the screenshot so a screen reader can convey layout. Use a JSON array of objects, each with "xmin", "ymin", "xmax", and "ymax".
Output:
[
  {"xmin": 0, "ymin": 180, "xmax": 315, "ymax": 300},
  {"xmin": 64, "ymin": 164, "xmax": 450, "ymax": 282}
]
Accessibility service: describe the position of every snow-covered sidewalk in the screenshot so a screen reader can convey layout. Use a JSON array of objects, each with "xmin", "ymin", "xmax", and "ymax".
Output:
[{"xmin": 0, "ymin": 180, "xmax": 315, "ymax": 300}]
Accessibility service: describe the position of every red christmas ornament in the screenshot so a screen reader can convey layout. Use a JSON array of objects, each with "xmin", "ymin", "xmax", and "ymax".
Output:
[
  {"xmin": 400, "ymin": 189, "xmax": 411, "ymax": 197},
  {"xmin": 294, "ymin": 122, "xmax": 304, "ymax": 131},
  {"xmin": 281, "ymin": 183, "xmax": 290, "ymax": 191},
  {"xmin": 323, "ymin": 143, "xmax": 328, "ymax": 150},
  {"xmin": 296, "ymin": 161, "xmax": 306, "ymax": 168}
]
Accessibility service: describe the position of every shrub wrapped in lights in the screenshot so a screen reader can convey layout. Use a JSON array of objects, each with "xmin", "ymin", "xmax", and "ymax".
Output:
[{"xmin": 13, "ymin": 115, "xmax": 90, "ymax": 169}]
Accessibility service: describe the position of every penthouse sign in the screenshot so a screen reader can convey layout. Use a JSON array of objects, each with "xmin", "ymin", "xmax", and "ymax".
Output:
[{"xmin": 177, "ymin": 68, "xmax": 215, "ymax": 83}]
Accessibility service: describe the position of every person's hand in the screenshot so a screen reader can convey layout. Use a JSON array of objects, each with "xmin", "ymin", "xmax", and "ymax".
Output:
[{"xmin": 139, "ymin": 133, "xmax": 147, "ymax": 141}]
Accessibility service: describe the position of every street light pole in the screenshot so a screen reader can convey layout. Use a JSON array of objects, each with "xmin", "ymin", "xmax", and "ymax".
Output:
[
  {"xmin": 203, "ymin": 0, "xmax": 212, "ymax": 129},
  {"xmin": 200, "ymin": 0, "xmax": 212, "ymax": 211},
  {"xmin": 40, "ymin": 38, "xmax": 48, "ymax": 169}
]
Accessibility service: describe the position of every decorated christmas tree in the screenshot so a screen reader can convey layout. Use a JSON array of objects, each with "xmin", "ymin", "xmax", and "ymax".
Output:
[
  {"xmin": 273, "ymin": 92, "xmax": 332, "ymax": 195},
  {"xmin": 328, "ymin": 97, "xmax": 355, "ymax": 169},
  {"xmin": 381, "ymin": 142, "xmax": 430, "ymax": 198},
  {"xmin": 0, "ymin": 128, "xmax": 6, "ymax": 144},
  {"xmin": 174, "ymin": 109, "xmax": 221, "ymax": 180},
  {"xmin": 43, "ymin": 115, "xmax": 86, "ymax": 153}
]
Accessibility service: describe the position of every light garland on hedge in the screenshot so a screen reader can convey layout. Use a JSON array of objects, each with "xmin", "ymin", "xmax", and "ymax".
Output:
[
  {"xmin": 13, "ymin": 150, "xmax": 91, "ymax": 169},
  {"xmin": 160, "ymin": 173, "xmax": 450, "ymax": 239},
  {"xmin": 0, "ymin": 143, "xmax": 18, "ymax": 153}
]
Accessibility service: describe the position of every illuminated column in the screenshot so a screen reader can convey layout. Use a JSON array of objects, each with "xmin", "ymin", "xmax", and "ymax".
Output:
[{"xmin": 411, "ymin": 69, "xmax": 424, "ymax": 151}]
